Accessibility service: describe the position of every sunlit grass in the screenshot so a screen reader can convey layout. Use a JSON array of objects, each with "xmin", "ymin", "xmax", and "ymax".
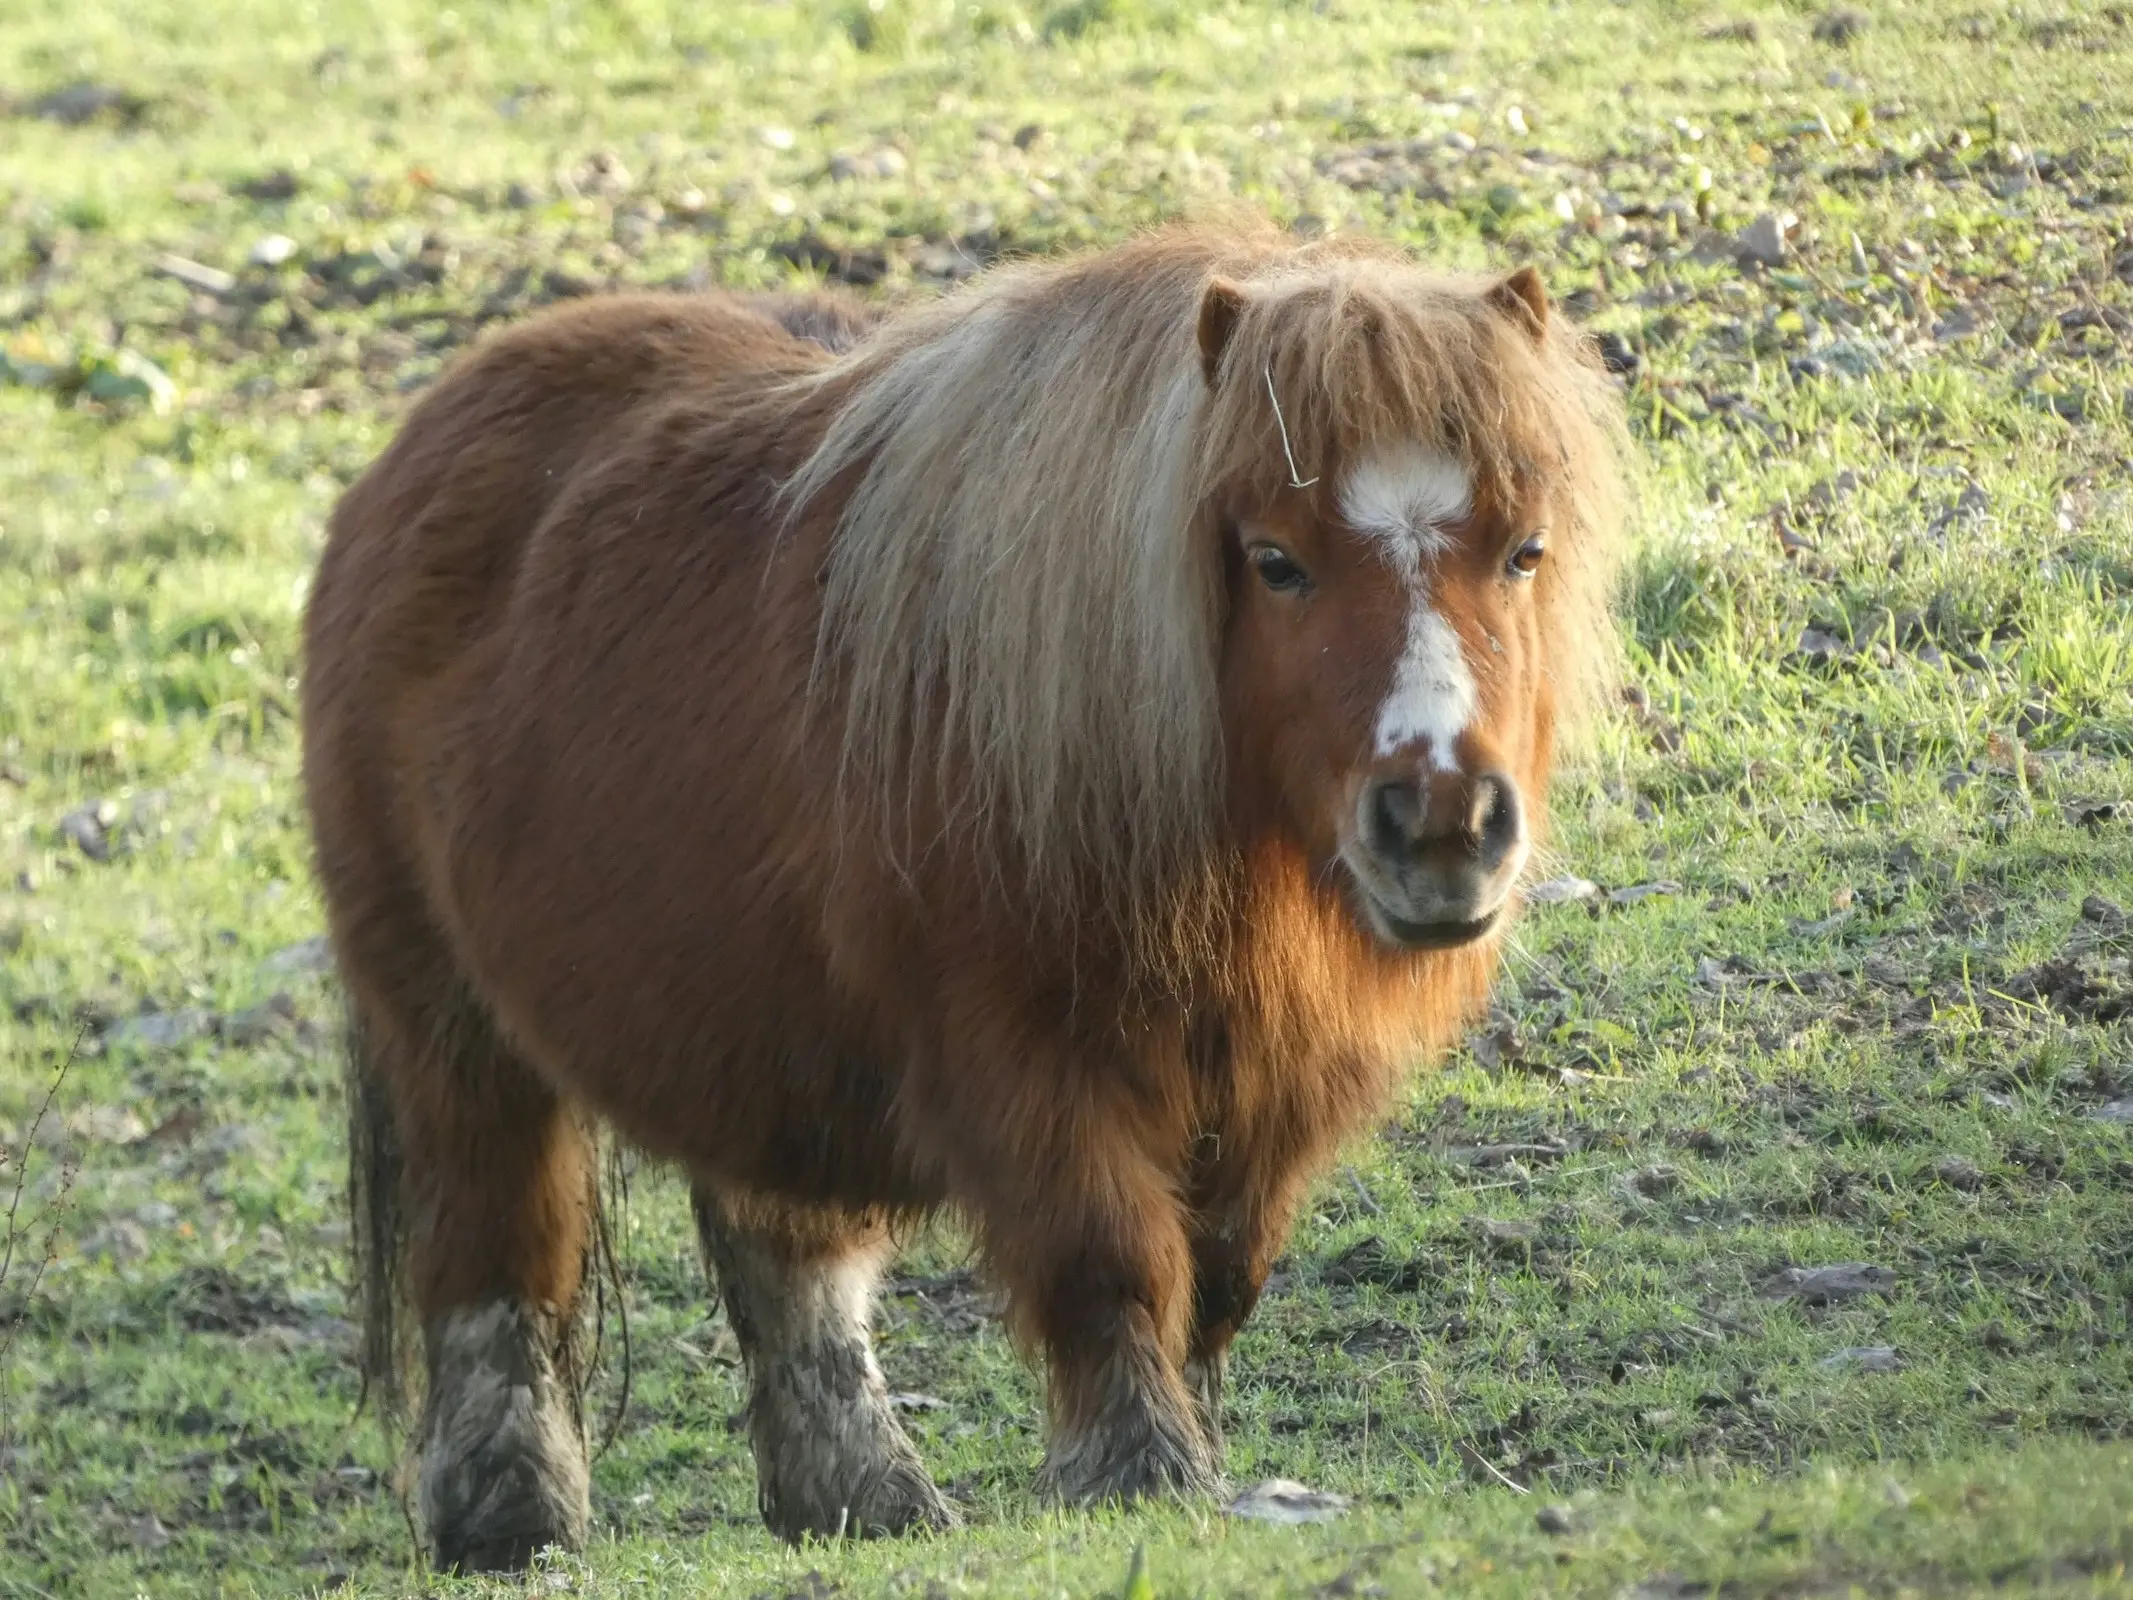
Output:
[{"xmin": 1, "ymin": 0, "xmax": 2129, "ymax": 1594}]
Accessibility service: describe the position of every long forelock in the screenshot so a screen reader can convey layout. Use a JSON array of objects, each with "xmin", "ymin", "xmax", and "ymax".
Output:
[{"xmin": 1197, "ymin": 253, "xmax": 1628, "ymax": 746}]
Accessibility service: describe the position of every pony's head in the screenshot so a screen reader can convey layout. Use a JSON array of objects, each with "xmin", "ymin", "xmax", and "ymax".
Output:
[
  {"xmin": 1195, "ymin": 259, "xmax": 1623, "ymax": 950},
  {"xmin": 792, "ymin": 224, "xmax": 1623, "ymax": 960}
]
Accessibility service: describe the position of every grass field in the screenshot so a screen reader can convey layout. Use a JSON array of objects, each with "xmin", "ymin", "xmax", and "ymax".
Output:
[{"xmin": 3, "ymin": 0, "xmax": 2132, "ymax": 1594}]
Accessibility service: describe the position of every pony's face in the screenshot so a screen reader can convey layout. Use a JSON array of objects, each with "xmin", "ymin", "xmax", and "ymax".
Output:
[
  {"xmin": 1217, "ymin": 459, "xmax": 1552, "ymax": 950},
  {"xmin": 1205, "ymin": 273, "xmax": 1567, "ymax": 952}
]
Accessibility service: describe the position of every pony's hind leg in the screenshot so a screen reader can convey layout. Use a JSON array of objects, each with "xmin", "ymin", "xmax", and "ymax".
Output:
[
  {"xmin": 351, "ymin": 992, "xmax": 594, "ymax": 1573},
  {"xmin": 691, "ymin": 1186, "xmax": 954, "ymax": 1542}
]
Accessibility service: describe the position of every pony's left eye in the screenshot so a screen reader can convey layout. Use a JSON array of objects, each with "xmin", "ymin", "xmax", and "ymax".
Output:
[{"xmin": 1506, "ymin": 534, "xmax": 1547, "ymax": 579}]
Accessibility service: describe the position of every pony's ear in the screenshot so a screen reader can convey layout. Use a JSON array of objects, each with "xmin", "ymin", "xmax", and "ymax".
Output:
[
  {"xmin": 1196, "ymin": 277, "xmax": 1249, "ymax": 385},
  {"xmin": 1487, "ymin": 265, "xmax": 1549, "ymax": 342}
]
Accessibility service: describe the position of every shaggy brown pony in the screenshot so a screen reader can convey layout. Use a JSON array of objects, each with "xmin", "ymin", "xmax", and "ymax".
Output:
[{"xmin": 302, "ymin": 220, "xmax": 1625, "ymax": 1573}]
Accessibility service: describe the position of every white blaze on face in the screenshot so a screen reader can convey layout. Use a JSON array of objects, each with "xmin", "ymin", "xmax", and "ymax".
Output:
[{"xmin": 1339, "ymin": 444, "xmax": 1479, "ymax": 771}]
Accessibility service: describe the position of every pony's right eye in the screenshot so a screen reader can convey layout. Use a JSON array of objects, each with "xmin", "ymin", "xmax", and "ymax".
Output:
[
  {"xmin": 1249, "ymin": 544, "xmax": 1311, "ymax": 594},
  {"xmin": 1506, "ymin": 533, "xmax": 1547, "ymax": 579}
]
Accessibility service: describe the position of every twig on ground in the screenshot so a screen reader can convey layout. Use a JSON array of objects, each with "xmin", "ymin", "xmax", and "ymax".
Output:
[
  {"xmin": 1456, "ymin": 1440, "xmax": 1532, "ymax": 1495},
  {"xmin": 0, "ymin": 1030, "xmax": 85, "ymax": 1455}
]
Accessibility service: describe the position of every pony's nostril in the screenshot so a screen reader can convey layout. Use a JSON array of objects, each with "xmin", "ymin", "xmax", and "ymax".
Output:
[
  {"xmin": 1468, "ymin": 773, "xmax": 1521, "ymax": 867},
  {"xmin": 1465, "ymin": 776, "xmax": 1504, "ymax": 842},
  {"xmin": 1369, "ymin": 778, "xmax": 1425, "ymax": 854}
]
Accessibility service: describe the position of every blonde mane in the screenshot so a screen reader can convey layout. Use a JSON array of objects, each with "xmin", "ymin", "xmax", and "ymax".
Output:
[{"xmin": 782, "ymin": 219, "xmax": 1626, "ymax": 921}]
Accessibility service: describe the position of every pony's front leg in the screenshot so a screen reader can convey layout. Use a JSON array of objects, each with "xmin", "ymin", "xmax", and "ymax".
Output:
[
  {"xmin": 1179, "ymin": 1069, "xmax": 1360, "ymax": 1456},
  {"xmin": 1181, "ymin": 1191, "xmax": 1295, "ymax": 1455},
  {"xmin": 691, "ymin": 1185, "xmax": 955, "ymax": 1543},
  {"xmin": 1020, "ymin": 1203, "xmax": 1219, "ymax": 1504},
  {"xmin": 959, "ymin": 1107, "xmax": 1218, "ymax": 1504}
]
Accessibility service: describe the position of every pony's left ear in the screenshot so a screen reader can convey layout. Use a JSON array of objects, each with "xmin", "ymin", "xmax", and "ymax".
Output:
[
  {"xmin": 1487, "ymin": 265, "xmax": 1549, "ymax": 342},
  {"xmin": 1196, "ymin": 277, "xmax": 1250, "ymax": 385}
]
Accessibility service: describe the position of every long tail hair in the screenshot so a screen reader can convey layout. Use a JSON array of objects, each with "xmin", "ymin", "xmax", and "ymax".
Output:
[{"xmin": 344, "ymin": 1013, "xmax": 414, "ymax": 1419}]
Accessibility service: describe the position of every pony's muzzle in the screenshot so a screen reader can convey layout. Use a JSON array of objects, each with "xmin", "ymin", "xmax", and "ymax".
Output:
[{"xmin": 1350, "ymin": 764, "xmax": 1525, "ymax": 949}]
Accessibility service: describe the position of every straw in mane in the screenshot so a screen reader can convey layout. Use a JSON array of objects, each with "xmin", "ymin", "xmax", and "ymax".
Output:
[{"xmin": 303, "ymin": 219, "xmax": 1626, "ymax": 1573}]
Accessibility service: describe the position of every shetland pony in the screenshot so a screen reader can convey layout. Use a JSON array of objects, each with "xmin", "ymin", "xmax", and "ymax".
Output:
[{"xmin": 301, "ymin": 221, "xmax": 1625, "ymax": 1572}]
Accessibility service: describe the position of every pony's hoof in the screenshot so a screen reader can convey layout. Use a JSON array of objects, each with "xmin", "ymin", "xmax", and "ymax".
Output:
[
  {"xmin": 859, "ymin": 1456, "xmax": 962, "ymax": 1537},
  {"xmin": 756, "ymin": 1424, "xmax": 958, "ymax": 1542},
  {"xmin": 1035, "ymin": 1418, "xmax": 1220, "ymax": 1508},
  {"xmin": 434, "ymin": 1521, "xmax": 586, "ymax": 1578},
  {"xmin": 424, "ymin": 1446, "xmax": 591, "ymax": 1574}
]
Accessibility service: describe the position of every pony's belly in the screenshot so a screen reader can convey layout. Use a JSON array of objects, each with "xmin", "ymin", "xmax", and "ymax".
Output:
[
  {"xmin": 460, "ymin": 890, "xmax": 942, "ymax": 1213},
  {"xmin": 587, "ymin": 1032, "xmax": 945, "ymax": 1213}
]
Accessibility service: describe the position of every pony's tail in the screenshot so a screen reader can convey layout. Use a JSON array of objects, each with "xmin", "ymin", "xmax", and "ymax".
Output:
[{"xmin": 345, "ymin": 1011, "xmax": 413, "ymax": 1421}]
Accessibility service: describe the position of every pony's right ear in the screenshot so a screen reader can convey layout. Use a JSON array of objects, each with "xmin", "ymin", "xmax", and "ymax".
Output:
[{"xmin": 1196, "ymin": 277, "xmax": 1249, "ymax": 386}]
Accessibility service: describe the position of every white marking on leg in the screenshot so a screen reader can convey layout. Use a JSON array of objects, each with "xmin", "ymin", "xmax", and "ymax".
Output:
[
  {"xmin": 819, "ymin": 1253, "xmax": 886, "ymax": 1384},
  {"xmin": 1340, "ymin": 446, "xmax": 1481, "ymax": 770},
  {"xmin": 823, "ymin": 1254, "xmax": 877, "ymax": 1331}
]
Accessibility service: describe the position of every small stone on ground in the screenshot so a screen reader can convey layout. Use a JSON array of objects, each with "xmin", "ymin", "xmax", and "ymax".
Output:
[{"xmin": 1224, "ymin": 1479, "xmax": 1350, "ymax": 1524}]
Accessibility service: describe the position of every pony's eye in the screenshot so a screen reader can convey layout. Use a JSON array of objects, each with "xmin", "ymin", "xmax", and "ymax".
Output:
[
  {"xmin": 1506, "ymin": 534, "xmax": 1547, "ymax": 579},
  {"xmin": 1250, "ymin": 544, "xmax": 1311, "ymax": 594}
]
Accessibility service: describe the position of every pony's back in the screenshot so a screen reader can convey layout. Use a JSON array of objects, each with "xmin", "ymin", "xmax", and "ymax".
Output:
[{"xmin": 310, "ymin": 294, "xmax": 842, "ymax": 698}]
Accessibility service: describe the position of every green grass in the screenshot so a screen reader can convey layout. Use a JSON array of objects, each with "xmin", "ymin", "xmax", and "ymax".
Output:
[{"xmin": 3, "ymin": 0, "xmax": 2131, "ymax": 1594}]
